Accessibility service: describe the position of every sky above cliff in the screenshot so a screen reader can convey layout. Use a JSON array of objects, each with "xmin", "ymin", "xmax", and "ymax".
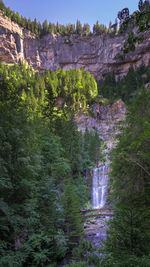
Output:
[{"xmin": 4, "ymin": 0, "xmax": 139, "ymax": 29}]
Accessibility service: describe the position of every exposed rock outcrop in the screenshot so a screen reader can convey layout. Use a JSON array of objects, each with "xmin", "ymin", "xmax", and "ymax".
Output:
[
  {"xmin": 0, "ymin": 11, "xmax": 150, "ymax": 78},
  {"xmin": 76, "ymin": 99, "xmax": 126, "ymax": 150},
  {"xmin": 81, "ymin": 100, "xmax": 126, "ymax": 247}
]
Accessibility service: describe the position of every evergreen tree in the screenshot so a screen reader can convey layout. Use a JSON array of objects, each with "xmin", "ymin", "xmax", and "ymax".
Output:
[
  {"xmin": 42, "ymin": 19, "xmax": 49, "ymax": 34},
  {"xmin": 63, "ymin": 174, "xmax": 83, "ymax": 248},
  {"xmin": 76, "ymin": 20, "xmax": 83, "ymax": 35},
  {"xmin": 83, "ymin": 23, "xmax": 90, "ymax": 36},
  {"xmin": 138, "ymin": 0, "xmax": 144, "ymax": 11},
  {"xmin": 0, "ymin": 0, "xmax": 5, "ymax": 11},
  {"xmin": 104, "ymin": 87, "xmax": 150, "ymax": 263},
  {"xmin": 0, "ymin": 62, "xmax": 103, "ymax": 265}
]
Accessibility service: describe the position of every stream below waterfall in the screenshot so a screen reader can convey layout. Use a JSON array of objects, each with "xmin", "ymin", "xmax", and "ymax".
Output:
[{"xmin": 84, "ymin": 165, "xmax": 110, "ymax": 248}]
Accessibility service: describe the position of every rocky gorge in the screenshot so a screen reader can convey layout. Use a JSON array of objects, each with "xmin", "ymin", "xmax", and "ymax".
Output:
[
  {"xmin": 0, "ymin": 10, "xmax": 150, "ymax": 79},
  {"xmin": 0, "ymin": 10, "xmax": 129, "ymax": 251},
  {"xmin": 75, "ymin": 99, "xmax": 126, "ymax": 250}
]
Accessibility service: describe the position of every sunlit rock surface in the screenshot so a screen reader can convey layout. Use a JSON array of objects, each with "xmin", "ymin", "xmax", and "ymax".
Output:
[{"xmin": 1, "ymin": 11, "xmax": 150, "ymax": 78}]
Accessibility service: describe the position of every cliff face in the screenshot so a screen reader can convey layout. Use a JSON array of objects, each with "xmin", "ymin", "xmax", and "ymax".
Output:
[
  {"xmin": 76, "ymin": 99, "xmax": 126, "ymax": 151},
  {"xmin": 0, "ymin": 11, "xmax": 150, "ymax": 78}
]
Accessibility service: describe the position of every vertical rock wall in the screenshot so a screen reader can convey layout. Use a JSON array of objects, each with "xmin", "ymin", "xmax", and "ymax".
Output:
[{"xmin": 1, "ymin": 11, "xmax": 150, "ymax": 78}]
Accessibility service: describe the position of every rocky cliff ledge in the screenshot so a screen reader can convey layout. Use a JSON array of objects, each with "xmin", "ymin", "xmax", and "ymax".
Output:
[{"xmin": 0, "ymin": 11, "xmax": 150, "ymax": 78}]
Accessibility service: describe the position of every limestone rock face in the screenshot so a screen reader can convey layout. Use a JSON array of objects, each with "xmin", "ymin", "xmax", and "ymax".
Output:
[
  {"xmin": 75, "ymin": 99, "xmax": 126, "ymax": 150},
  {"xmin": 0, "ymin": 11, "xmax": 150, "ymax": 78}
]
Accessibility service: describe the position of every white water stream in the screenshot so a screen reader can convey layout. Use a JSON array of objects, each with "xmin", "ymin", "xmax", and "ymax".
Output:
[{"xmin": 92, "ymin": 165, "xmax": 109, "ymax": 208}]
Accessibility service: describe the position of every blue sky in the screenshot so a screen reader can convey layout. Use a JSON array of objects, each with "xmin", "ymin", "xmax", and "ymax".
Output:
[{"xmin": 4, "ymin": 0, "xmax": 139, "ymax": 29}]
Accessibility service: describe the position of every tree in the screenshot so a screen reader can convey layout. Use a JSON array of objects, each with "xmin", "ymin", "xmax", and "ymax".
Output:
[
  {"xmin": 63, "ymin": 174, "xmax": 83, "ymax": 248},
  {"xmin": 0, "ymin": 62, "xmax": 100, "ymax": 264},
  {"xmin": 138, "ymin": 0, "xmax": 144, "ymax": 11},
  {"xmin": 108, "ymin": 21, "xmax": 112, "ymax": 33},
  {"xmin": 33, "ymin": 18, "xmax": 39, "ymax": 35},
  {"xmin": 0, "ymin": 0, "xmax": 5, "ymax": 11},
  {"xmin": 93, "ymin": 21, "xmax": 107, "ymax": 35},
  {"xmin": 83, "ymin": 23, "xmax": 90, "ymax": 36},
  {"xmin": 76, "ymin": 20, "xmax": 83, "ymax": 35},
  {"xmin": 104, "ymin": 87, "xmax": 150, "ymax": 261},
  {"xmin": 42, "ymin": 19, "xmax": 49, "ymax": 34},
  {"xmin": 0, "ymin": 63, "xmax": 68, "ymax": 266},
  {"xmin": 114, "ymin": 18, "xmax": 118, "ymax": 34},
  {"xmin": 118, "ymin": 8, "xmax": 130, "ymax": 23},
  {"xmin": 67, "ymin": 24, "xmax": 75, "ymax": 35}
]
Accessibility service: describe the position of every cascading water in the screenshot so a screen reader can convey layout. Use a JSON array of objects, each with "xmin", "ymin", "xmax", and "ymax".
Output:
[{"xmin": 92, "ymin": 165, "xmax": 109, "ymax": 208}]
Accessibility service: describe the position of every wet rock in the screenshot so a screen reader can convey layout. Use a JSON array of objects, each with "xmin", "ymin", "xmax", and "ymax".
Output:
[{"xmin": 84, "ymin": 218, "xmax": 109, "ymax": 248}]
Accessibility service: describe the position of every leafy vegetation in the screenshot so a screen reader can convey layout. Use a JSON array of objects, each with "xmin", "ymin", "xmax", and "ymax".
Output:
[{"xmin": 0, "ymin": 62, "xmax": 104, "ymax": 266}]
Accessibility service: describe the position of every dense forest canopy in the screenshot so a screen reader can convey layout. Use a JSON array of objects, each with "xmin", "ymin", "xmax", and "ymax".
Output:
[
  {"xmin": 0, "ymin": 0, "xmax": 150, "ymax": 265},
  {"xmin": 1, "ymin": 62, "xmax": 150, "ymax": 266},
  {"xmin": 0, "ymin": 62, "xmax": 104, "ymax": 266}
]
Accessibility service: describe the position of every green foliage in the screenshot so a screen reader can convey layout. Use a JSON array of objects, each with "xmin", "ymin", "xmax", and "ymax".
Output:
[
  {"xmin": 117, "ymin": 1, "xmax": 150, "ymax": 55},
  {"xmin": 66, "ymin": 261, "xmax": 87, "ymax": 267},
  {"xmin": 0, "ymin": 1, "xmax": 114, "ymax": 38},
  {"xmin": 93, "ymin": 20, "xmax": 108, "ymax": 35},
  {"xmin": 76, "ymin": 20, "xmax": 83, "ymax": 36},
  {"xmin": 102, "ymin": 87, "xmax": 150, "ymax": 263},
  {"xmin": 118, "ymin": 8, "xmax": 130, "ymax": 24},
  {"xmin": 66, "ymin": 240, "xmax": 102, "ymax": 266},
  {"xmin": 0, "ymin": 62, "xmax": 104, "ymax": 265},
  {"xmin": 123, "ymin": 31, "xmax": 136, "ymax": 53},
  {"xmin": 84, "ymin": 128, "xmax": 104, "ymax": 166},
  {"xmin": 98, "ymin": 64, "xmax": 150, "ymax": 104},
  {"xmin": 100, "ymin": 253, "xmax": 150, "ymax": 266},
  {"xmin": 114, "ymin": 53, "xmax": 125, "ymax": 61},
  {"xmin": 63, "ymin": 175, "xmax": 83, "ymax": 247},
  {"xmin": 65, "ymin": 38, "xmax": 71, "ymax": 44},
  {"xmin": 83, "ymin": 23, "xmax": 90, "ymax": 36}
]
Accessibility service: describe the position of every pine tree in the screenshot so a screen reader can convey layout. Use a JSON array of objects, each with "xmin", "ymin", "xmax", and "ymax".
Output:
[
  {"xmin": 83, "ymin": 23, "xmax": 90, "ymax": 36},
  {"xmin": 63, "ymin": 174, "xmax": 83, "ymax": 248},
  {"xmin": 42, "ymin": 19, "xmax": 49, "ymax": 34},
  {"xmin": 76, "ymin": 20, "xmax": 83, "ymax": 35},
  {"xmin": 105, "ymin": 87, "xmax": 150, "ymax": 261},
  {"xmin": 138, "ymin": 0, "xmax": 144, "ymax": 11}
]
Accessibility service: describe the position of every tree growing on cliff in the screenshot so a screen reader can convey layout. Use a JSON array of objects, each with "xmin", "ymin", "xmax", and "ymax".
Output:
[
  {"xmin": 0, "ymin": 0, "xmax": 5, "ymax": 11},
  {"xmin": 83, "ymin": 23, "xmax": 90, "ymax": 36},
  {"xmin": 93, "ymin": 21, "xmax": 107, "ymax": 35},
  {"xmin": 139, "ymin": 0, "xmax": 150, "ymax": 11},
  {"xmin": 117, "ymin": 8, "xmax": 130, "ymax": 23},
  {"xmin": 138, "ymin": 0, "xmax": 144, "ymax": 11},
  {"xmin": 76, "ymin": 20, "xmax": 83, "ymax": 35}
]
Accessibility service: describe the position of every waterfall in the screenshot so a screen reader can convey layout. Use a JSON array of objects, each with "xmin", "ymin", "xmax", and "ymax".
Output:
[{"xmin": 92, "ymin": 165, "xmax": 109, "ymax": 208}]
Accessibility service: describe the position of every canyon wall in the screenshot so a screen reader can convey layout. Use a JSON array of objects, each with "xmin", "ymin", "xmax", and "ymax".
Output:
[
  {"xmin": 0, "ymin": 11, "xmax": 150, "ymax": 78},
  {"xmin": 76, "ymin": 99, "xmax": 126, "ymax": 151}
]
